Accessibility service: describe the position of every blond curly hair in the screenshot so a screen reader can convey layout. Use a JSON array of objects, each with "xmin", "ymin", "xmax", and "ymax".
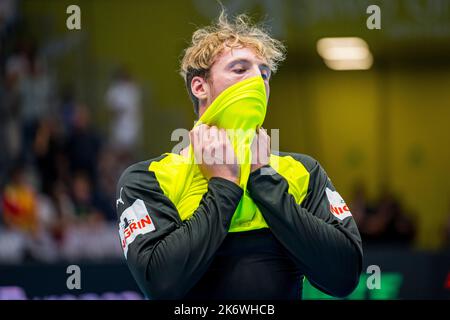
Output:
[{"xmin": 180, "ymin": 10, "xmax": 286, "ymax": 116}]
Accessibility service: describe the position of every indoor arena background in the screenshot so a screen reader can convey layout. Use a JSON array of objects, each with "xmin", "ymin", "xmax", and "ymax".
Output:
[{"xmin": 0, "ymin": 0, "xmax": 449, "ymax": 299}]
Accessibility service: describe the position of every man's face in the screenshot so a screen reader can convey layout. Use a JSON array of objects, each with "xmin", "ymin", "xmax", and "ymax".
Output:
[{"xmin": 191, "ymin": 46, "xmax": 271, "ymax": 117}]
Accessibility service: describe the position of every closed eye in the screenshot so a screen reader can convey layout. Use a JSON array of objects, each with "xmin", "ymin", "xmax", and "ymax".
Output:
[{"xmin": 233, "ymin": 68, "xmax": 246, "ymax": 74}]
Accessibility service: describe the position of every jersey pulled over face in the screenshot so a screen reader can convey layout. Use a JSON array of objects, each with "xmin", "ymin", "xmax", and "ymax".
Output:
[{"xmin": 197, "ymin": 46, "xmax": 271, "ymax": 116}]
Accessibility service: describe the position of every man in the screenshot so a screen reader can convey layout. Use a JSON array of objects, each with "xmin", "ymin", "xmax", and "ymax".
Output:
[{"xmin": 116, "ymin": 12, "xmax": 363, "ymax": 300}]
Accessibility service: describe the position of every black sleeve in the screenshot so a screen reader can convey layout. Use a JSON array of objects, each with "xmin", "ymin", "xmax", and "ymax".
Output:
[
  {"xmin": 247, "ymin": 157, "xmax": 363, "ymax": 298},
  {"xmin": 116, "ymin": 161, "xmax": 243, "ymax": 299}
]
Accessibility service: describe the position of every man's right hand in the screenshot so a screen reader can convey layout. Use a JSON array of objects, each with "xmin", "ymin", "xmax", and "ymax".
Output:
[{"xmin": 190, "ymin": 124, "xmax": 240, "ymax": 185}]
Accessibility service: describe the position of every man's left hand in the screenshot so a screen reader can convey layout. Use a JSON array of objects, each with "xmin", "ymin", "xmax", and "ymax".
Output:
[{"xmin": 250, "ymin": 128, "xmax": 270, "ymax": 173}]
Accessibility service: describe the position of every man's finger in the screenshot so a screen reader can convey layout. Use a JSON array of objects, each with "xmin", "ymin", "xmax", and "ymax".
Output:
[
  {"xmin": 202, "ymin": 124, "xmax": 213, "ymax": 147},
  {"xmin": 190, "ymin": 127, "xmax": 204, "ymax": 164},
  {"xmin": 209, "ymin": 126, "xmax": 219, "ymax": 143}
]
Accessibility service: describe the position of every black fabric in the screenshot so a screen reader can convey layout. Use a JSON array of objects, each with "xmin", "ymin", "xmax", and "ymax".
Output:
[
  {"xmin": 247, "ymin": 154, "xmax": 363, "ymax": 297},
  {"xmin": 116, "ymin": 153, "xmax": 363, "ymax": 300},
  {"xmin": 116, "ymin": 159, "xmax": 243, "ymax": 299},
  {"xmin": 185, "ymin": 228, "xmax": 303, "ymax": 300}
]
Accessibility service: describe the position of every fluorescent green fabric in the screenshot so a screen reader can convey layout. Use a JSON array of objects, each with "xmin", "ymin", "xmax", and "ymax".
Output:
[
  {"xmin": 197, "ymin": 76, "xmax": 267, "ymax": 228},
  {"xmin": 271, "ymin": 155, "xmax": 310, "ymax": 204},
  {"xmin": 149, "ymin": 76, "xmax": 310, "ymax": 232},
  {"xmin": 191, "ymin": 75, "xmax": 268, "ymax": 231}
]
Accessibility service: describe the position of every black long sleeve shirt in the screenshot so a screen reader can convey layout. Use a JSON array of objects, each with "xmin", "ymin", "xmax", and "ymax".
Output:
[{"xmin": 116, "ymin": 152, "xmax": 363, "ymax": 299}]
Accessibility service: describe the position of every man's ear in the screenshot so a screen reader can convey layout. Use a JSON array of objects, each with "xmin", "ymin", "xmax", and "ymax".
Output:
[{"xmin": 191, "ymin": 76, "xmax": 208, "ymax": 102}]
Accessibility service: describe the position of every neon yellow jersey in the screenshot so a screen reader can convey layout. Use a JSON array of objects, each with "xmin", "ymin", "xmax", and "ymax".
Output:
[
  {"xmin": 149, "ymin": 153, "xmax": 310, "ymax": 232},
  {"xmin": 149, "ymin": 76, "xmax": 311, "ymax": 232}
]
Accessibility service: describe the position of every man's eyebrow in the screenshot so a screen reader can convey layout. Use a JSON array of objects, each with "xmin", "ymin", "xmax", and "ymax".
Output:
[
  {"xmin": 226, "ymin": 59, "xmax": 251, "ymax": 68},
  {"xmin": 226, "ymin": 59, "xmax": 271, "ymax": 71}
]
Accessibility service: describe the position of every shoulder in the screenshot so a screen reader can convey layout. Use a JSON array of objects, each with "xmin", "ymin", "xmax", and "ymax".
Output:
[
  {"xmin": 275, "ymin": 151, "xmax": 331, "ymax": 191},
  {"xmin": 276, "ymin": 151, "xmax": 322, "ymax": 173},
  {"xmin": 117, "ymin": 154, "xmax": 168, "ymax": 192}
]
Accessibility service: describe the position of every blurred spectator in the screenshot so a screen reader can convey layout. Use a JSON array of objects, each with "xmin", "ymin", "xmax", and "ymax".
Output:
[
  {"xmin": 59, "ymin": 87, "xmax": 77, "ymax": 135},
  {"xmin": 0, "ymin": 22, "xmax": 126, "ymax": 264},
  {"xmin": 1, "ymin": 165, "xmax": 38, "ymax": 233},
  {"xmin": 18, "ymin": 54, "xmax": 54, "ymax": 163},
  {"xmin": 0, "ymin": 71, "xmax": 21, "ymax": 183},
  {"xmin": 5, "ymin": 40, "xmax": 30, "ymax": 82},
  {"xmin": 361, "ymin": 191, "xmax": 416, "ymax": 246},
  {"xmin": 27, "ymin": 191, "xmax": 60, "ymax": 262},
  {"xmin": 105, "ymin": 66, "xmax": 142, "ymax": 161},
  {"xmin": 70, "ymin": 171, "xmax": 102, "ymax": 220},
  {"xmin": 0, "ymin": 164, "xmax": 59, "ymax": 262},
  {"xmin": 61, "ymin": 213, "xmax": 122, "ymax": 261},
  {"xmin": 56, "ymin": 170, "xmax": 121, "ymax": 260},
  {"xmin": 348, "ymin": 184, "xmax": 417, "ymax": 247},
  {"xmin": 46, "ymin": 180, "xmax": 76, "ymax": 250},
  {"xmin": 0, "ymin": 40, "xmax": 30, "ymax": 182},
  {"xmin": 67, "ymin": 105, "xmax": 102, "ymax": 183},
  {"xmin": 96, "ymin": 146, "xmax": 126, "ymax": 221},
  {"xmin": 33, "ymin": 117, "xmax": 68, "ymax": 195}
]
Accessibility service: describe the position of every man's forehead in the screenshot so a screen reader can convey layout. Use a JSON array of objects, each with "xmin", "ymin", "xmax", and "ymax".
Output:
[{"xmin": 216, "ymin": 46, "xmax": 268, "ymax": 66}]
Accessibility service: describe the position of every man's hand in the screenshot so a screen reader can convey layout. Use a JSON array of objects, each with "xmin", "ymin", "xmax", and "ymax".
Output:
[
  {"xmin": 250, "ymin": 128, "xmax": 271, "ymax": 173},
  {"xmin": 190, "ymin": 124, "xmax": 240, "ymax": 185}
]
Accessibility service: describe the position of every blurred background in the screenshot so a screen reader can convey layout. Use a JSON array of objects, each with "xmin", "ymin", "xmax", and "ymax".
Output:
[{"xmin": 0, "ymin": 0, "xmax": 449, "ymax": 299}]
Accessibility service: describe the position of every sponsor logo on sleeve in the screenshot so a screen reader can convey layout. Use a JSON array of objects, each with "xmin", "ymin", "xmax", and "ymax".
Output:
[
  {"xmin": 325, "ymin": 187, "xmax": 352, "ymax": 220},
  {"xmin": 118, "ymin": 199, "xmax": 155, "ymax": 258}
]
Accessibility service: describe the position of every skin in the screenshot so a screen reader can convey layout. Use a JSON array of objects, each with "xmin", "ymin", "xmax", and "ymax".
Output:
[{"xmin": 188, "ymin": 46, "xmax": 272, "ymax": 184}]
